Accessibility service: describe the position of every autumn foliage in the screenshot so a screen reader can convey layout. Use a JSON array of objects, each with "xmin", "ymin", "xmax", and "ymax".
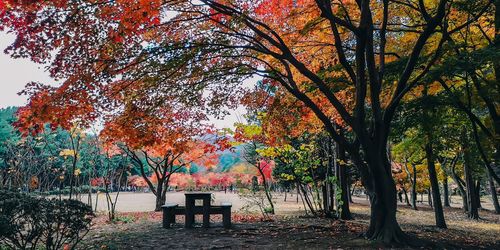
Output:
[{"xmin": 1, "ymin": 0, "xmax": 497, "ymax": 245}]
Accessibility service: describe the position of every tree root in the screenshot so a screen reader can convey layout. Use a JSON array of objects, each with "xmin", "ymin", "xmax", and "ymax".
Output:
[{"xmin": 364, "ymin": 226, "xmax": 427, "ymax": 247}]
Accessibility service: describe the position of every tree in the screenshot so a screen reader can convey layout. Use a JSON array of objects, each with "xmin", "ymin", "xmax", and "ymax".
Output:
[
  {"xmin": 0, "ymin": 107, "xmax": 20, "ymax": 188},
  {"xmin": 241, "ymin": 80, "xmax": 352, "ymax": 219},
  {"xmin": 60, "ymin": 127, "xmax": 84, "ymax": 200},
  {"xmin": 1, "ymin": 0, "xmax": 494, "ymax": 244},
  {"xmin": 430, "ymin": 2, "xmax": 500, "ymax": 186},
  {"xmin": 392, "ymin": 131, "xmax": 425, "ymax": 210},
  {"xmin": 233, "ymin": 121, "xmax": 276, "ymax": 214},
  {"xmin": 261, "ymin": 143, "xmax": 323, "ymax": 216},
  {"xmin": 100, "ymin": 102, "xmax": 219, "ymax": 211}
]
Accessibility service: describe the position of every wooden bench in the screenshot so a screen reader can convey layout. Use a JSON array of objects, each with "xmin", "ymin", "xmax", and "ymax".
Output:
[{"xmin": 162, "ymin": 202, "xmax": 232, "ymax": 229}]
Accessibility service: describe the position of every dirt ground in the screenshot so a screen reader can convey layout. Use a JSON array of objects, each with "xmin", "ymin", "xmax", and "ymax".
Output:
[{"xmin": 79, "ymin": 191, "xmax": 500, "ymax": 249}]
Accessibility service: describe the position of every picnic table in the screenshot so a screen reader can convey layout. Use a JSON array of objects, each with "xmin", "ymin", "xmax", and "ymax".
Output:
[{"xmin": 162, "ymin": 192, "xmax": 232, "ymax": 229}]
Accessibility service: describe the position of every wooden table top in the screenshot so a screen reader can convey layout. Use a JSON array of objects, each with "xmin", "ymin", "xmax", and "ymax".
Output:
[{"xmin": 184, "ymin": 192, "xmax": 212, "ymax": 198}]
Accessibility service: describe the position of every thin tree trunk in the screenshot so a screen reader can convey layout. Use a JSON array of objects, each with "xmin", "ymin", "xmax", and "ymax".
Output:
[
  {"xmin": 348, "ymin": 180, "xmax": 353, "ymax": 203},
  {"xmin": 69, "ymin": 156, "xmax": 77, "ymax": 200},
  {"xmin": 88, "ymin": 182, "xmax": 93, "ymax": 209},
  {"xmin": 323, "ymin": 136, "xmax": 334, "ymax": 216},
  {"xmin": 329, "ymin": 171, "xmax": 335, "ymax": 210},
  {"xmin": 350, "ymin": 181, "xmax": 356, "ymax": 196},
  {"xmin": 403, "ymin": 188, "xmax": 410, "ymax": 206},
  {"xmin": 451, "ymin": 164, "xmax": 468, "ymax": 212},
  {"xmin": 427, "ymin": 187, "xmax": 434, "ymax": 209},
  {"xmin": 443, "ymin": 176, "xmax": 450, "ymax": 207},
  {"xmin": 475, "ymin": 180, "xmax": 482, "ymax": 209},
  {"xmin": 94, "ymin": 189, "xmax": 99, "ymax": 212},
  {"xmin": 322, "ymin": 184, "xmax": 332, "ymax": 217},
  {"xmin": 105, "ymin": 183, "xmax": 113, "ymax": 221},
  {"xmin": 296, "ymin": 184, "xmax": 299, "ymax": 203},
  {"xmin": 488, "ymin": 172, "xmax": 500, "ymax": 214},
  {"xmin": 299, "ymin": 183, "xmax": 315, "ymax": 215},
  {"xmin": 68, "ymin": 135, "xmax": 80, "ymax": 200},
  {"xmin": 337, "ymin": 139, "xmax": 352, "ymax": 220},
  {"xmin": 257, "ymin": 167, "xmax": 275, "ymax": 214},
  {"xmin": 403, "ymin": 159, "xmax": 416, "ymax": 208},
  {"xmin": 410, "ymin": 164, "xmax": 418, "ymax": 210},
  {"xmin": 425, "ymin": 143, "xmax": 446, "ymax": 228},
  {"xmin": 297, "ymin": 182, "xmax": 308, "ymax": 215},
  {"xmin": 428, "ymin": 188, "xmax": 433, "ymax": 208},
  {"xmin": 463, "ymin": 145, "xmax": 479, "ymax": 219}
]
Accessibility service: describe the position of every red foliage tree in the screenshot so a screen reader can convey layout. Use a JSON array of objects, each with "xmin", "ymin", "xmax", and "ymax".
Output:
[{"xmin": 99, "ymin": 101, "xmax": 221, "ymax": 211}]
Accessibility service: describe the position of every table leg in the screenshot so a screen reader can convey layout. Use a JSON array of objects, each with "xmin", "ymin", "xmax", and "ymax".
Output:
[
  {"xmin": 202, "ymin": 197, "xmax": 210, "ymax": 228},
  {"xmin": 185, "ymin": 198, "xmax": 195, "ymax": 228},
  {"xmin": 163, "ymin": 206, "xmax": 178, "ymax": 229}
]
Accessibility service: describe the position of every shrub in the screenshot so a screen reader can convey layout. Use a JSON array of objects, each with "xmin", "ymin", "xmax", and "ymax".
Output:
[
  {"xmin": 0, "ymin": 189, "xmax": 94, "ymax": 250},
  {"xmin": 238, "ymin": 188, "xmax": 273, "ymax": 220},
  {"xmin": 0, "ymin": 190, "xmax": 45, "ymax": 249},
  {"xmin": 113, "ymin": 215, "xmax": 135, "ymax": 224}
]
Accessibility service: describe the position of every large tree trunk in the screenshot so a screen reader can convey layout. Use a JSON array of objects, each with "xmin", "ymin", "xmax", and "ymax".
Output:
[
  {"xmin": 365, "ymin": 171, "xmax": 406, "ymax": 243},
  {"xmin": 425, "ymin": 143, "xmax": 447, "ymax": 228},
  {"xmin": 361, "ymin": 149, "xmax": 407, "ymax": 244},
  {"xmin": 488, "ymin": 172, "xmax": 500, "ymax": 214}
]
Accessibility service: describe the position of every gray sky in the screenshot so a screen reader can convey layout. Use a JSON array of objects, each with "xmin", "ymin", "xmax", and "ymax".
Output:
[
  {"xmin": 0, "ymin": 32, "xmax": 54, "ymax": 108},
  {"xmin": 0, "ymin": 31, "xmax": 246, "ymax": 129}
]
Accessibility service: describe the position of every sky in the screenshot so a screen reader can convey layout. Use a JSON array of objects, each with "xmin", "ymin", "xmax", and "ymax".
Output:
[
  {"xmin": 0, "ymin": 32, "xmax": 246, "ymax": 129},
  {"xmin": 0, "ymin": 32, "xmax": 54, "ymax": 108}
]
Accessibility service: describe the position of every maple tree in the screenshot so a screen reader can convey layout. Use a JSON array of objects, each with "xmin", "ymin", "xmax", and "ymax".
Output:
[
  {"xmin": 1, "ymin": 0, "xmax": 496, "ymax": 244},
  {"xmin": 99, "ymin": 101, "xmax": 221, "ymax": 211}
]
